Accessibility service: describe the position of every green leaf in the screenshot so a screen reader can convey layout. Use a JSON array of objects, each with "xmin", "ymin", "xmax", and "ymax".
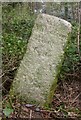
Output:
[{"xmin": 3, "ymin": 107, "xmax": 13, "ymax": 117}]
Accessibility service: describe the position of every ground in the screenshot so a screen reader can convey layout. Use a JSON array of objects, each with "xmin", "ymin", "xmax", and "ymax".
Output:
[
  {"xmin": 2, "ymin": 4, "xmax": 81, "ymax": 119},
  {"xmin": 2, "ymin": 63, "xmax": 81, "ymax": 119}
]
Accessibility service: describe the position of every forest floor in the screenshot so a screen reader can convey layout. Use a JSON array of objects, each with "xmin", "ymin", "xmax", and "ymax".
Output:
[
  {"xmin": 2, "ymin": 63, "xmax": 81, "ymax": 119},
  {"xmin": 2, "ymin": 4, "xmax": 81, "ymax": 119}
]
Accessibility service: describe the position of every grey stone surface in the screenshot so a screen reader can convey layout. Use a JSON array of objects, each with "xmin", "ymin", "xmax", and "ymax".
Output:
[{"xmin": 11, "ymin": 14, "xmax": 71, "ymax": 106}]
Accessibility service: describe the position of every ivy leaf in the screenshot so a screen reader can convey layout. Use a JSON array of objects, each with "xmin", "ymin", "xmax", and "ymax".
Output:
[{"xmin": 3, "ymin": 107, "xmax": 13, "ymax": 117}]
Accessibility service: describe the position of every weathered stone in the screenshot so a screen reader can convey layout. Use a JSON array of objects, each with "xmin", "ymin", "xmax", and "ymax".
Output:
[{"xmin": 10, "ymin": 14, "xmax": 71, "ymax": 106}]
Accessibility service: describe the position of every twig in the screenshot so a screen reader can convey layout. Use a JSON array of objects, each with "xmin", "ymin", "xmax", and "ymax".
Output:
[
  {"xmin": 29, "ymin": 109, "xmax": 32, "ymax": 120},
  {"xmin": 0, "ymin": 73, "xmax": 5, "ymax": 79},
  {"xmin": 77, "ymin": 2, "xmax": 80, "ymax": 56},
  {"xmin": 64, "ymin": 73, "xmax": 79, "ymax": 78},
  {"xmin": 2, "ymin": 86, "xmax": 9, "ymax": 93},
  {"xmin": 0, "ymin": 67, "xmax": 17, "ymax": 80},
  {"xmin": 54, "ymin": 94, "xmax": 62, "ymax": 103},
  {"xmin": 2, "ymin": 95, "xmax": 8, "ymax": 103},
  {"xmin": 70, "ymin": 92, "xmax": 81, "ymax": 106}
]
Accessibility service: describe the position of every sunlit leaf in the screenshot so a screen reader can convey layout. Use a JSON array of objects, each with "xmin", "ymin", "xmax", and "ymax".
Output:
[{"xmin": 3, "ymin": 107, "xmax": 13, "ymax": 117}]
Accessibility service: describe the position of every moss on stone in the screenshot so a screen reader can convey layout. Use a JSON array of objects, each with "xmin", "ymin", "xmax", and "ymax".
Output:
[{"xmin": 10, "ymin": 14, "xmax": 71, "ymax": 107}]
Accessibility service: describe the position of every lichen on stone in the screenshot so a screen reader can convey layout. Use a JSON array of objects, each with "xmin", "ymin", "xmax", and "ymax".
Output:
[{"xmin": 10, "ymin": 14, "xmax": 71, "ymax": 107}]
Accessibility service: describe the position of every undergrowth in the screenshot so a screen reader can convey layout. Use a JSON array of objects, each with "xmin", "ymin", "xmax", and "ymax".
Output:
[
  {"xmin": 2, "ymin": 4, "xmax": 81, "ymax": 118},
  {"xmin": 59, "ymin": 22, "xmax": 81, "ymax": 81},
  {"xmin": 2, "ymin": 4, "xmax": 36, "ymax": 94}
]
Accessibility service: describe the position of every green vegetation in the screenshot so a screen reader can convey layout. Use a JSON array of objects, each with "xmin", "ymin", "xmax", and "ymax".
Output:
[
  {"xmin": 46, "ymin": 22, "xmax": 81, "ymax": 109},
  {"xmin": 2, "ymin": 4, "xmax": 36, "ymax": 95},
  {"xmin": 59, "ymin": 22, "xmax": 81, "ymax": 80},
  {"xmin": 52, "ymin": 23, "xmax": 81, "ymax": 117},
  {"xmin": 2, "ymin": 4, "xmax": 36, "ymax": 72},
  {"xmin": 2, "ymin": 2, "xmax": 81, "ymax": 118}
]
